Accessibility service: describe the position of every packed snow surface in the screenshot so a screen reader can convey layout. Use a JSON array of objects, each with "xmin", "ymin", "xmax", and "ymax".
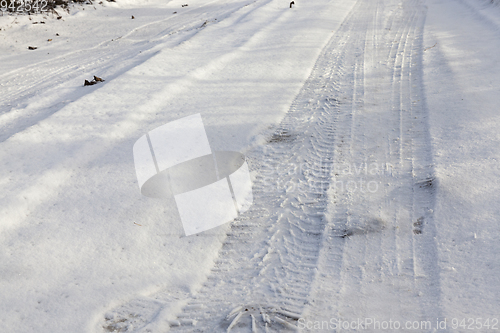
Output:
[{"xmin": 1, "ymin": 0, "xmax": 499, "ymax": 332}]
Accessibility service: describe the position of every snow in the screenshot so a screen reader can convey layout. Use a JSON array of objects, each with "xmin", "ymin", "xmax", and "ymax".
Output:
[
  {"xmin": 1, "ymin": 0, "xmax": 500, "ymax": 332},
  {"xmin": 424, "ymin": 0, "xmax": 500, "ymax": 320}
]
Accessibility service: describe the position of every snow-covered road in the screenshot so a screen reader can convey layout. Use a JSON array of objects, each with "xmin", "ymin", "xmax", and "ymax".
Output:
[{"xmin": 1, "ymin": 0, "xmax": 499, "ymax": 332}]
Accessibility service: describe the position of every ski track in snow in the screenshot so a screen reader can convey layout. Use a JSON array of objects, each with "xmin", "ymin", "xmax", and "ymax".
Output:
[{"xmin": 100, "ymin": 0, "xmax": 442, "ymax": 332}]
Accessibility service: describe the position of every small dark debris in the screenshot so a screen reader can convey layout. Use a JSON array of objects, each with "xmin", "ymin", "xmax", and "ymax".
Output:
[
  {"xmin": 131, "ymin": 15, "xmax": 135, "ymax": 19},
  {"xmin": 84, "ymin": 76, "xmax": 105, "ymax": 86},
  {"xmin": 182, "ymin": 3, "xmax": 188, "ymax": 7},
  {"xmin": 424, "ymin": 43, "xmax": 437, "ymax": 52},
  {"xmin": 173, "ymin": 11, "xmax": 177, "ymax": 14},
  {"xmin": 56, "ymin": 33, "xmax": 60, "ymax": 36},
  {"xmin": 290, "ymin": 1, "xmax": 294, "ymax": 8},
  {"xmin": 340, "ymin": 229, "xmax": 353, "ymax": 238},
  {"xmin": 28, "ymin": 46, "xmax": 37, "ymax": 50},
  {"xmin": 417, "ymin": 177, "xmax": 434, "ymax": 189},
  {"xmin": 413, "ymin": 217, "xmax": 424, "ymax": 234},
  {"xmin": 326, "ymin": 97, "xmax": 339, "ymax": 103},
  {"xmin": 268, "ymin": 129, "xmax": 294, "ymax": 143},
  {"xmin": 57, "ymin": 16, "xmax": 62, "ymax": 20},
  {"xmin": 47, "ymin": 39, "xmax": 52, "ymax": 42}
]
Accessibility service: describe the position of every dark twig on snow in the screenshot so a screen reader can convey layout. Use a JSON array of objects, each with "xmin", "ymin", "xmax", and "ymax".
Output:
[{"xmin": 84, "ymin": 75, "xmax": 105, "ymax": 86}]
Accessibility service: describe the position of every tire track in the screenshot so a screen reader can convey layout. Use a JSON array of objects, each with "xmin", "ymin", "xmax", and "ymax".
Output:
[
  {"xmin": 100, "ymin": 0, "xmax": 367, "ymax": 332},
  {"xmin": 99, "ymin": 0, "xmax": 443, "ymax": 331},
  {"xmin": 303, "ymin": 0, "xmax": 442, "ymax": 329},
  {"xmin": 166, "ymin": 1, "xmax": 369, "ymax": 332}
]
